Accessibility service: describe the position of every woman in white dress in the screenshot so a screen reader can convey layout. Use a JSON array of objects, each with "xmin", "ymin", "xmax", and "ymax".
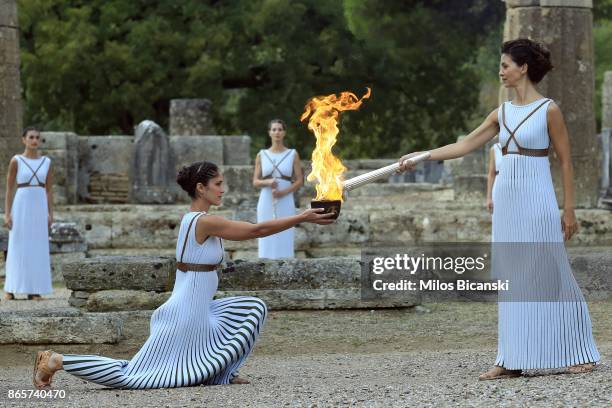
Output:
[
  {"xmin": 253, "ymin": 119, "xmax": 304, "ymax": 259},
  {"xmin": 399, "ymin": 39, "xmax": 599, "ymax": 380},
  {"xmin": 485, "ymin": 142, "xmax": 503, "ymax": 213},
  {"xmin": 3, "ymin": 127, "xmax": 53, "ymax": 300},
  {"xmin": 32, "ymin": 160, "xmax": 333, "ymax": 389}
]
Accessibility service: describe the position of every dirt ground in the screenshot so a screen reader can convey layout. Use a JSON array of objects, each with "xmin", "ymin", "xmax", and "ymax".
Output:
[{"xmin": 1, "ymin": 299, "xmax": 610, "ymax": 407}]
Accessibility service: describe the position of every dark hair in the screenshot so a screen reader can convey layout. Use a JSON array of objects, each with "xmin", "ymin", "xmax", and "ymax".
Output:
[
  {"xmin": 501, "ymin": 39, "xmax": 553, "ymax": 83},
  {"xmin": 176, "ymin": 161, "xmax": 219, "ymax": 198},
  {"xmin": 268, "ymin": 119, "xmax": 286, "ymax": 131},
  {"xmin": 22, "ymin": 126, "xmax": 40, "ymax": 137}
]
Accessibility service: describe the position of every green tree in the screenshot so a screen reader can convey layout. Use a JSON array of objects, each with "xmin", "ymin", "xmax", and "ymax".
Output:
[
  {"xmin": 594, "ymin": 0, "xmax": 612, "ymax": 129},
  {"xmin": 19, "ymin": 0, "xmax": 504, "ymax": 159}
]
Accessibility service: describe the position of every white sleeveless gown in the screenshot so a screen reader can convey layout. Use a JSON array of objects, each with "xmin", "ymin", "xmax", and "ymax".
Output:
[
  {"xmin": 4, "ymin": 155, "xmax": 52, "ymax": 295},
  {"xmin": 62, "ymin": 212, "xmax": 267, "ymax": 388},
  {"xmin": 492, "ymin": 99, "xmax": 599, "ymax": 369},
  {"xmin": 257, "ymin": 149, "xmax": 296, "ymax": 259}
]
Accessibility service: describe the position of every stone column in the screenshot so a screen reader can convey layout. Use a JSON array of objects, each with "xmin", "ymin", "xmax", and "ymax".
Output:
[
  {"xmin": 601, "ymin": 72, "xmax": 612, "ymax": 197},
  {"xmin": 169, "ymin": 99, "xmax": 216, "ymax": 136},
  {"xmin": 0, "ymin": 0, "xmax": 24, "ymax": 206},
  {"xmin": 604, "ymin": 71, "xmax": 612, "ymax": 130},
  {"xmin": 503, "ymin": 0, "xmax": 598, "ymax": 208}
]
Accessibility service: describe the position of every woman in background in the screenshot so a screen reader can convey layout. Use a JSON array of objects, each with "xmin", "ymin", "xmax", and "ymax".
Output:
[
  {"xmin": 4, "ymin": 126, "xmax": 53, "ymax": 301},
  {"xmin": 253, "ymin": 119, "xmax": 303, "ymax": 259}
]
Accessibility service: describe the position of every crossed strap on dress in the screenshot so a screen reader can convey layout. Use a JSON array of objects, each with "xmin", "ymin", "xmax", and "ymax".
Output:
[
  {"xmin": 500, "ymin": 99, "xmax": 550, "ymax": 157},
  {"xmin": 16, "ymin": 156, "xmax": 48, "ymax": 188},
  {"xmin": 261, "ymin": 150, "xmax": 293, "ymax": 182},
  {"xmin": 176, "ymin": 212, "xmax": 224, "ymax": 272}
]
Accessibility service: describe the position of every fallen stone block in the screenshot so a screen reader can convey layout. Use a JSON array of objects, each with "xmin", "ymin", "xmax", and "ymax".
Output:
[
  {"xmin": 62, "ymin": 256, "xmax": 176, "ymax": 292},
  {"xmin": 0, "ymin": 308, "xmax": 123, "ymax": 344}
]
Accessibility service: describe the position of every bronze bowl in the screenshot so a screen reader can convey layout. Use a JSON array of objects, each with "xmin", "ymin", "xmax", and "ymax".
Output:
[{"xmin": 310, "ymin": 200, "xmax": 341, "ymax": 220}]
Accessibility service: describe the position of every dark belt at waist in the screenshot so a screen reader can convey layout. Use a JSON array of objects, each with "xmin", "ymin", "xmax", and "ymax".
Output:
[
  {"xmin": 17, "ymin": 183, "xmax": 45, "ymax": 188},
  {"xmin": 176, "ymin": 262, "xmax": 218, "ymax": 272},
  {"xmin": 501, "ymin": 146, "xmax": 549, "ymax": 157},
  {"xmin": 262, "ymin": 175, "xmax": 293, "ymax": 182}
]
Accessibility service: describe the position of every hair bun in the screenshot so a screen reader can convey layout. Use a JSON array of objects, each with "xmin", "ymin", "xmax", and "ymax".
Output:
[{"xmin": 175, "ymin": 161, "xmax": 220, "ymax": 199}]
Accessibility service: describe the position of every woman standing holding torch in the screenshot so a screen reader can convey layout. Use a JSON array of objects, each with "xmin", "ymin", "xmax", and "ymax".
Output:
[
  {"xmin": 253, "ymin": 119, "xmax": 304, "ymax": 259},
  {"xmin": 399, "ymin": 39, "xmax": 599, "ymax": 380}
]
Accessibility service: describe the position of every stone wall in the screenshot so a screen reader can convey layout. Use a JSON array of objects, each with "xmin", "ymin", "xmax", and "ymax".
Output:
[
  {"xmin": 39, "ymin": 132, "xmax": 79, "ymax": 204},
  {"xmin": 72, "ymin": 133, "xmax": 251, "ymax": 204},
  {"xmin": 78, "ymin": 136, "xmax": 132, "ymax": 203},
  {"xmin": 62, "ymin": 256, "xmax": 420, "ymax": 311},
  {"xmin": 169, "ymin": 99, "xmax": 215, "ymax": 136}
]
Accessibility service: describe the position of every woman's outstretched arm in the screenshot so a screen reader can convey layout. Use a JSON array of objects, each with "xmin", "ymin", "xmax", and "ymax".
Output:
[
  {"xmin": 196, "ymin": 208, "xmax": 334, "ymax": 242},
  {"xmin": 399, "ymin": 108, "xmax": 500, "ymax": 171}
]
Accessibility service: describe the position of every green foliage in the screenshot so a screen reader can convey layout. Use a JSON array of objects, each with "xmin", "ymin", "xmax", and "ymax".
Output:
[
  {"xmin": 19, "ymin": 0, "xmax": 504, "ymax": 158},
  {"xmin": 594, "ymin": 8, "xmax": 612, "ymax": 129}
]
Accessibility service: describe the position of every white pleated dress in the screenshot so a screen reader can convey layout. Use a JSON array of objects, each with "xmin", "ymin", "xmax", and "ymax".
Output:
[
  {"xmin": 4, "ymin": 155, "xmax": 52, "ymax": 295},
  {"xmin": 492, "ymin": 99, "xmax": 600, "ymax": 369},
  {"xmin": 63, "ymin": 212, "xmax": 267, "ymax": 389},
  {"xmin": 257, "ymin": 149, "xmax": 296, "ymax": 259}
]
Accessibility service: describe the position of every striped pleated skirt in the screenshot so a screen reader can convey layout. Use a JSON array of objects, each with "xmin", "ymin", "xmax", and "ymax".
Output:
[{"xmin": 63, "ymin": 271, "xmax": 267, "ymax": 388}]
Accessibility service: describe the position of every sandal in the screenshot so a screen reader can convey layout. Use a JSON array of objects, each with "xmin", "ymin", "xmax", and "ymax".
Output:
[
  {"xmin": 567, "ymin": 363, "xmax": 595, "ymax": 374},
  {"xmin": 4, "ymin": 292, "xmax": 15, "ymax": 300},
  {"xmin": 33, "ymin": 350, "xmax": 56, "ymax": 389},
  {"xmin": 28, "ymin": 294, "xmax": 43, "ymax": 301},
  {"xmin": 479, "ymin": 366, "xmax": 522, "ymax": 381}
]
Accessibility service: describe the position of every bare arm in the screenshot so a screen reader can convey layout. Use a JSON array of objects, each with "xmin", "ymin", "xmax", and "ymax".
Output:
[
  {"xmin": 46, "ymin": 163, "xmax": 54, "ymax": 226},
  {"xmin": 195, "ymin": 209, "xmax": 333, "ymax": 242},
  {"xmin": 430, "ymin": 109, "xmax": 500, "ymax": 160},
  {"xmin": 3, "ymin": 158, "xmax": 17, "ymax": 229},
  {"xmin": 547, "ymin": 103, "xmax": 577, "ymax": 240},
  {"xmin": 399, "ymin": 109, "xmax": 500, "ymax": 170},
  {"xmin": 252, "ymin": 153, "xmax": 274, "ymax": 189}
]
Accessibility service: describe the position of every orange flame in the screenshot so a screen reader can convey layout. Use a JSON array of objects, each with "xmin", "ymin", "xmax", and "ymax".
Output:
[{"xmin": 300, "ymin": 88, "xmax": 371, "ymax": 201}]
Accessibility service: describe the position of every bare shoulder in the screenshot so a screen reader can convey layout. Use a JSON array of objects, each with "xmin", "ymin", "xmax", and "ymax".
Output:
[
  {"xmin": 546, "ymin": 101, "xmax": 564, "ymax": 121},
  {"xmin": 546, "ymin": 101, "xmax": 562, "ymax": 114},
  {"xmin": 199, "ymin": 214, "xmax": 224, "ymax": 223},
  {"xmin": 487, "ymin": 107, "xmax": 499, "ymax": 123}
]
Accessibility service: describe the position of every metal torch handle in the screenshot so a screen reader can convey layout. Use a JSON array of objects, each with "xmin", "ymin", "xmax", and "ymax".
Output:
[{"xmin": 342, "ymin": 152, "xmax": 430, "ymax": 191}]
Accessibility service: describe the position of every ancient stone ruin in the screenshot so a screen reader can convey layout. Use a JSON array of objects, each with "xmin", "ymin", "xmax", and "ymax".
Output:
[
  {"xmin": 0, "ymin": 0, "xmax": 610, "ymax": 347},
  {"xmin": 130, "ymin": 121, "xmax": 174, "ymax": 204}
]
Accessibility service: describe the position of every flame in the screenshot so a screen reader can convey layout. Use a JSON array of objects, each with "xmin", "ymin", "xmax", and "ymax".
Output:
[{"xmin": 301, "ymin": 88, "xmax": 371, "ymax": 201}]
